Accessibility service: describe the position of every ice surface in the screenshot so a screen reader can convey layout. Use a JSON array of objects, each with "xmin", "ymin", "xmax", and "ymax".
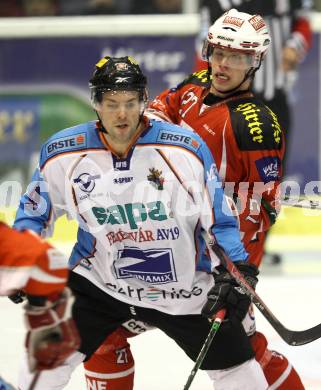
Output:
[{"xmin": 1, "ymin": 273, "xmax": 321, "ymax": 389}]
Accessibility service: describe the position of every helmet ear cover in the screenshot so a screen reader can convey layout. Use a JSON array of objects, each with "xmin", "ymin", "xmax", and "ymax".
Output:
[{"xmin": 89, "ymin": 56, "xmax": 148, "ymax": 105}]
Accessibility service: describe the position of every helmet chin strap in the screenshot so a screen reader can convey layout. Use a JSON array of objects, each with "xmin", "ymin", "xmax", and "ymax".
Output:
[{"xmin": 95, "ymin": 111, "xmax": 108, "ymax": 134}]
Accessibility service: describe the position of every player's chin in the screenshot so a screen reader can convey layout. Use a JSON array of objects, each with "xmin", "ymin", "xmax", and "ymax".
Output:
[{"xmin": 213, "ymin": 82, "xmax": 233, "ymax": 95}]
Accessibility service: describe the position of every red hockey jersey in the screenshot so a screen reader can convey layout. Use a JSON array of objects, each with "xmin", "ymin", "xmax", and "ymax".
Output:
[
  {"xmin": 0, "ymin": 222, "xmax": 68, "ymax": 296},
  {"xmin": 148, "ymin": 70, "xmax": 285, "ymax": 266}
]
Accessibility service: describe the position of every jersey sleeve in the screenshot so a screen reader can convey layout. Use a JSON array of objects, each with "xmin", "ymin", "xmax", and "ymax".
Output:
[
  {"xmin": 198, "ymin": 141, "xmax": 249, "ymax": 266},
  {"xmin": 14, "ymin": 166, "xmax": 53, "ymax": 235},
  {"xmin": 147, "ymin": 87, "xmax": 182, "ymax": 124},
  {"xmin": 227, "ymin": 99, "xmax": 284, "ymax": 242},
  {"xmin": 14, "ymin": 142, "xmax": 68, "ymax": 237},
  {"xmin": 0, "ymin": 223, "xmax": 68, "ymax": 296},
  {"xmin": 148, "ymin": 71, "xmax": 210, "ymax": 123}
]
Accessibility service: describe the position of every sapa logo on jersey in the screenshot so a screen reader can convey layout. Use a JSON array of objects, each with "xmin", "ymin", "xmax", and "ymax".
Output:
[
  {"xmin": 46, "ymin": 133, "xmax": 86, "ymax": 156},
  {"xmin": 92, "ymin": 201, "xmax": 168, "ymax": 229},
  {"xmin": 114, "ymin": 247, "xmax": 177, "ymax": 284},
  {"xmin": 255, "ymin": 157, "xmax": 280, "ymax": 183},
  {"xmin": 158, "ymin": 130, "xmax": 200, "ymax": 150}
]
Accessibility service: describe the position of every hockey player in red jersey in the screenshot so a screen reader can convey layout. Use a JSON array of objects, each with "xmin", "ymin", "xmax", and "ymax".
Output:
[
  {"xmin": 0, "ymin": 221, "xmax": 80, "ymax": 385},
  {"xmin": 0, "ymin": 222, "xmax": 67, "ymax": 297},
  {"xmin": 147, "ymin": 8, "xmax": 304, "ymax": 390},
  {"xmin": 194, "ymin": 0, "xmax": 312, "ymax": 155},
  {"xmin": 195, "ymin": 0, "xmax": 312, "ymax": 267},
  {"xmin": 7, "ymin": 227, "xmax": 139, "ymax": 389},
  {"xmin": 149, "ymin": 9, "xmax": 282, "ymax": 268}
]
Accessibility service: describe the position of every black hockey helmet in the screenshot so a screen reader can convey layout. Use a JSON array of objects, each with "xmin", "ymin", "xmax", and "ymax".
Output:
[{"xmin": 89, "ymin": 56, "xmax": 148, "ymax": 104}]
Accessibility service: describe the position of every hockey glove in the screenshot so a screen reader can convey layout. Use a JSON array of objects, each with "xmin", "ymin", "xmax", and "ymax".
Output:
[
  {"xmin": 24, "ymin": 287, "xmax": 81, "ymax": 372},
  {"xmin": 201, "ymin": 262, "xmax": 259, "ymax": 322}
]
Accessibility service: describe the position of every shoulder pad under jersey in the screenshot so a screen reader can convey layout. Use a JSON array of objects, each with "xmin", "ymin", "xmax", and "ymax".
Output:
[
  {"xmin": 176, "ymin": 70, "xmax": 211, "ymax": 90},
  {"xmin": 142, "ymin": 119, "xmax": 203, "ymax": 155},
  {"xmin": 39, "ymin": 121, "xmax": 103, "ymax": 168},
  {"xmin": 227, "ymin": 97, "xmax": 283, "ymax": 151}
]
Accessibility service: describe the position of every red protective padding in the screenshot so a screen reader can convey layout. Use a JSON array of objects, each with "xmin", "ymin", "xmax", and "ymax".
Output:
[
  {"xmin": 251, "ymin": 332, "xmax": 304, "ymax": 389},
  {"xmin": 84, "ymin": 328, "xmax": 135, "ymax": 390},
  {"xmin": 25, "ymin": 290, "xmax": 81, "ymax": 372},
  {"xmin": 0, "ymin": 223, "xmax": 68, "ymax": 296}
]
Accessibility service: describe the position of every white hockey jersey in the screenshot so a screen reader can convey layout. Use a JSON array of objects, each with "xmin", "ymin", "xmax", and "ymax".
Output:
[{"xmin": 15, "ymin": 118, "xmax": 248, "ymax": 315}]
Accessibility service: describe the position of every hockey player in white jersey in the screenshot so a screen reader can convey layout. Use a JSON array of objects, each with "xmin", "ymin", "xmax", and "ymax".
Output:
[{"xmin": 15, "ymin": 56, "xmax": 268, "ymax": 389}]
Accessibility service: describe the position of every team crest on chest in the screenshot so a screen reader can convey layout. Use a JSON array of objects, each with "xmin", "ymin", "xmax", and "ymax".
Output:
[{"xmin": 147, "ymin": 168, "xmax": 164, "ymax": 190}]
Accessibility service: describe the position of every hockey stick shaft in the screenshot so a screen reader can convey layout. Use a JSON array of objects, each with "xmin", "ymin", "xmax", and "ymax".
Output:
[
  {"xmin": 212, "ymin": 245, "xmax": 321, "ymax": 346},
  {"xmin": 183, "ymin": 309, "xmax": 226, "ymax": 390},
  {"xmin": 27, "ymin": 372, "xmax": 41, "ymax": 390}
]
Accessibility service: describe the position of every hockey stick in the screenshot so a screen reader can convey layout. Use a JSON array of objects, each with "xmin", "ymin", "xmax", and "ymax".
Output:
[
  {"xmin": 27, "ymin": 372, "xmax": 41, "ymax": 390},
  {"xmin": 183, "ymin": 309, "xmax": 226, "ymax": 390},
  {"xmin": 212, "ymin": 245, "xmax": 321, "ymax": 346}
]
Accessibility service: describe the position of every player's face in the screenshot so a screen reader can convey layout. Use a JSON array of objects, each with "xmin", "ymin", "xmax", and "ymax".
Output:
[
  {"xmin": 210, "ymin": 47, "xmax": 253, "ymax": 95},
  {"xmin": 98, "ymin": 90, "xmax": 142, "ymax": 151}
]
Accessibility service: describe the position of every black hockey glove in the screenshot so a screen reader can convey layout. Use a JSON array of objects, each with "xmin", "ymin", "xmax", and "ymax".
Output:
[
  {"xmin": 201, "ymin": 262, "xmax": 259, "ymax": 322},
  {"xmin": 8, "ymin": 290, "xmax": 27, "ymax": 304}
]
